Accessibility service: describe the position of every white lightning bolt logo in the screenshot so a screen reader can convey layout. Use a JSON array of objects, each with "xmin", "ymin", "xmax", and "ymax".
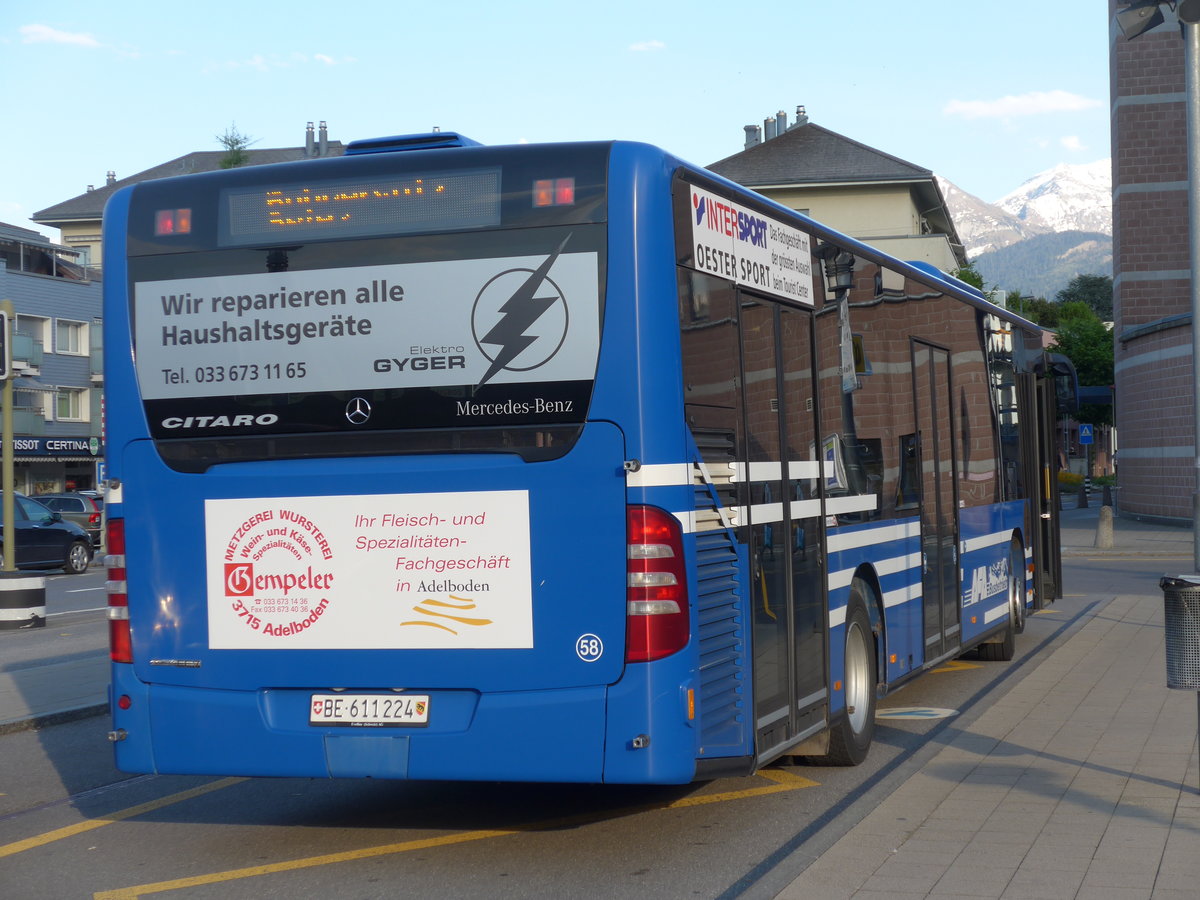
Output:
[{"xmin": 475, "ymin": 236, "xmax": 570, "ymax": 387}]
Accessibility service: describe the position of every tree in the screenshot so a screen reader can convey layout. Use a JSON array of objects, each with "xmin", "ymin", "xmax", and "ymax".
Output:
[
  {"xmin": 951, "ymin": 260, "xmax": 985, "ymax": 291},
  {"xmin": 1005, "ymin": 292, "xmax": 1059, "ymax": 328},
  {"xmin": 216, "ymin": 124, "xmax": 256, "ymax": 169},
  {"xmin": 1051, "ymin": 302, "xmax": 1114, "ymax": 426},
  {"xmin": 1055, "ymin": 274, "xmax": 1113, "ymax": 321}
]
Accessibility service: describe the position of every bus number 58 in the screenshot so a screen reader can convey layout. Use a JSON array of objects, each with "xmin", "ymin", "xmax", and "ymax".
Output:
[{"xmin": 575, "ymin": 634, "xmax": 603, "ymax": 662}]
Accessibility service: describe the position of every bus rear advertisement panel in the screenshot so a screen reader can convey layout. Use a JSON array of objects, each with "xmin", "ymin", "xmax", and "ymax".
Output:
[
  {"xmin": 206, "ymin": 489, "xmax": 532, "ymax": 649},
  {"xmin": 134, "ymin": 248, "xmax": 600, "ymax": 428}
]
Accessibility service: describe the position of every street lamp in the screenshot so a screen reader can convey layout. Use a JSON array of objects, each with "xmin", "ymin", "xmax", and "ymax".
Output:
[
  {"xmin": 1117, "ymin": 2, "xmax": 1200, "ymax": 569},
  {"xmin": 1116, "ymin": 1, "xmax": 1165, "ymax": 38}
]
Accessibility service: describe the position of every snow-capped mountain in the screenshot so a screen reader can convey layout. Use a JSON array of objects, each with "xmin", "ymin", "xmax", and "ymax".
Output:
[
  {"xmin": 937, "ymin": 178, "xmax": 1043, "ymax": 257},
  {"xmin": 941, "ymin": 161, "xmax": 1113, "ymax": 299},
  {"xmin": 941, "ymin": 160, "xmax": 1112, "ymax": 259},
  {"xmin": 995, "ymin": 160, "xmax": 1112, "ymax": 237}
]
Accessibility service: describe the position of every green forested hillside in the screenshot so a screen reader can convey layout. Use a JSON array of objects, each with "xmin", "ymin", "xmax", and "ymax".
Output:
[{"xmin": 971, "ymin": 231, "xmax": 1112, "ymax": 300}]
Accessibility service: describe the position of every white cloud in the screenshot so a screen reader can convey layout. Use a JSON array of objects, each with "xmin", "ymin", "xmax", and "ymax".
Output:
[
  {"xmin": 1061, "ymin": 135, "xmax": 1085, "ymax": 151},
  {"xmin": 629, "ymin": 40, "xmax": 666, "ymax": 52},
  {"xmin": 206, "ymin": 52, "xmax": 353, "ymax": 73},
  {"xmin": 20, "ymin": 24, "xmax": 101, "ymax": 47},
  {"xmin": 943, "ymin": 90, "xmax": 1101, "ymax": 120}
]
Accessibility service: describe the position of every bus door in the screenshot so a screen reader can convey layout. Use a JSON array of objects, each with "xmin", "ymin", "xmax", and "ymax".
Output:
[
  {"xmin": 741, "ymin": 297, "xmax": 826, "ymax": 759},
  {"xmin": 1026, "ymin": 370, "xmax": 1063, "ymax": 605},
  {"xmin": 912, "ymin": 341, "xmax": 960, "ymax": 661}
]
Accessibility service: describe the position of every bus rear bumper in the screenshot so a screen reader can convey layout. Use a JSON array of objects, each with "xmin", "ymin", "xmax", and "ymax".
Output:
[{"xmin": 109, "ymin": 664, "xmax": 638, "ymax": 783}]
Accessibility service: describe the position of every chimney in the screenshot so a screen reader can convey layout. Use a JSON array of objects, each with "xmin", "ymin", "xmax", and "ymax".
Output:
[
  {"xmin": 764, "ymin": 117, "xmax": 777, "ymax": 141},
  {"xmin": 318, "ymin": 120, "xmax": 328, "ymax": 156},
  {"xmin": 775, "ymin": 110, "xmax": 787, "ymax": 134},
  {"xmin": 794, "ymin": 105, "xmax": 808, "ymax": 127},
  {"xmin": 86, "ymin": 185, "xmax": 94, "ymax": 192},
  {"xmin": 744, "ymin": 125, "xmax": 761, "ymax": 149},
  {"xmin": 305, "ymin": 121, "xmax": 315, "ymax": 157},
  {"xmin": 106, "ymin": 171, "xmax": 116, "ymax": 186}
]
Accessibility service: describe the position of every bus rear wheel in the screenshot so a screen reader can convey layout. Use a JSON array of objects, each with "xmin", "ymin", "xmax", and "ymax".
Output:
[{"xmin": 823, "ymin": 583, "xmax": 877, "ymax": 766}]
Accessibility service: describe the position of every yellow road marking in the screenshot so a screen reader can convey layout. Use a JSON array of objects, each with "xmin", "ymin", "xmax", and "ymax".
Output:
[
  {"xmin": 0, "ymin": 778, "xmax": 245, "ymax": 860},
  {"xmin": 91, "ymin": 768, "xmax": 818, "ymax": 899},
  {"xmin": 92, "ymin": 829, "xmax": 519, "ymax": 900},
  {"xmin": 932, "ymin": 660, "xmax": 980, "ymax": 673}
]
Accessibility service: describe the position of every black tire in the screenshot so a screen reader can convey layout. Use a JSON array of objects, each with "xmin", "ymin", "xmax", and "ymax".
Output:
[
  {"xmin": 1010, "ymin": 541, "xmax": 1027, "ymax": 635},
  {"xmin": 64, "ymin": 540, "xmax": 91, "ymax": 575},
  {"xmin": 823, "ymin": 581, "xmax": 878, "ymax": 765},
  {"xmin": 978, "ymin": 540, "xmax": 1023, "ymax": 662}
]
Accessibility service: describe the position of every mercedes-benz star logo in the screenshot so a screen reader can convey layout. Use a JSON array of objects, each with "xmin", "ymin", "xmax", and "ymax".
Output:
[{"xmin": 345, "ymin": 397, "xmax": 372, "ymax": 425}]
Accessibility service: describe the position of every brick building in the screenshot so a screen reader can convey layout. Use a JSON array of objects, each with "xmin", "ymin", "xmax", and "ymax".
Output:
[{"xmin": 1110, "ymin": 2, "xmax": 1196, "ymax": 521}]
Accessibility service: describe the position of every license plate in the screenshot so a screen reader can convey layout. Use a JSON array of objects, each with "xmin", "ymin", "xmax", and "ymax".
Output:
[{"xmin": 309, "ymin": 693, "xmax": 430, "ymax": 727}]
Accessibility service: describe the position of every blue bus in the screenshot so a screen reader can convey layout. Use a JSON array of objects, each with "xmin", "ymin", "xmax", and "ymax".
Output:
[{"xmin": 103, "ymin": 132, "xmax": 1064, "ymax": 783}]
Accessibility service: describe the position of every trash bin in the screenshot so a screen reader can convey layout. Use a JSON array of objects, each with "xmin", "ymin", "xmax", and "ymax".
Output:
[{"xmin": 1159, "ymin": 576, "xmax": 1200, "ymax": 690}]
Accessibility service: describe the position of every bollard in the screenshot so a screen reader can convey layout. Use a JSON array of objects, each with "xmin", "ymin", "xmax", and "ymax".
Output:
[
  {"xmin": 1094, "ymin": 505, "xmax": 1113, "ymax": 549},
  {"xmin": 1077, "ymin": 485, "xmax": 1088, "ymax": 509},
  {"xmin": 0, "ymin": 574, "xmax": 47, "ymax": 630},
  {"xmin": 1103, "ymin": 484, "xmax": 1113, "ymax": 507}
]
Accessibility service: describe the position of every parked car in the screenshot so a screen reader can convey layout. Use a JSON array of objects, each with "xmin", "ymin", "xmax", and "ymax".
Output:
[
  {"xmin": 33, "ymin": 491, "xmax": 104, "ymax": 548},
  {"xmin": 0, "ymin": 493, "xmax": 93, "ymax": 574}
]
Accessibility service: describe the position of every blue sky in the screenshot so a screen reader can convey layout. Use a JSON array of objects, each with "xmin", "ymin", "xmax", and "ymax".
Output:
[{"xmin": 2, "ymin": 1, "xmax": 1111, "ymax": 240}]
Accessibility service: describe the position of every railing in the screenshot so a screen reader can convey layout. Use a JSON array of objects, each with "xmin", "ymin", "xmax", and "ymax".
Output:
[
  {"xmin": 11, "ymin": 333, "xmax": 43, "ymax": 371},
  {"xmin": 11, "ymin": 408, "xmax": 46, "ymax": 435}
]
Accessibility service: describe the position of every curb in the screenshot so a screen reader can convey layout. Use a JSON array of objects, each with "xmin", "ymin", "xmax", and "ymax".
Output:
[
  {"xmin": 1062, "ymin": 548, "xmax": 1192, "ymax": 557},
  {"xmin": 0, "ymin": 701, "xmax": 109, "ymax": 736}
]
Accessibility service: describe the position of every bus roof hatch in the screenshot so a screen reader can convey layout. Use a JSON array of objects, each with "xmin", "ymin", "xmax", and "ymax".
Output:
[{"xmin": 344, "ymin": 132, "xmax": 483, "ymax": 155}]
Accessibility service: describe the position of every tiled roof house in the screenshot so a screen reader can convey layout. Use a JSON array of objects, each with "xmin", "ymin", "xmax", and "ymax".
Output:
[
  {"xmin": 707, "ymin": 111, "xmax": 966, "ymax": 271},
  {"xmin": 32, "ymin": 122, "xmax": 344, "ymax": 270}
]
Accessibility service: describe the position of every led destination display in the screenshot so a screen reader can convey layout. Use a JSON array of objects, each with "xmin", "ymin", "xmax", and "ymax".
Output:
[{"xmin": 219, "ymin": 167, "xmax": 502, "ymax": 246}]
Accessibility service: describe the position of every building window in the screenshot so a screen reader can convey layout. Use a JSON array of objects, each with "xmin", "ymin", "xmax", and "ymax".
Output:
[
  {"xmin": 16, "ymin": 314, "xmax": 49, "ymax": 348},
  {"xmin": 56, "ymin": 387, "xmax": 88, "ymax": 422},
  {"xmin": 56, "ymin": 319, "xmax": 88, "ymax": 355}
]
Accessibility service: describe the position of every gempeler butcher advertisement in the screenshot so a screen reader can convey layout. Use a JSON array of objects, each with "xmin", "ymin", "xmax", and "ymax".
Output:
[{"xmin": 205, "ymin": 490, "xmax": 533, "ymax": 650}]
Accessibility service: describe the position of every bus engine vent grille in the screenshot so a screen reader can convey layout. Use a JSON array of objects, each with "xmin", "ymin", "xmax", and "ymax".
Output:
[{"xmin": 694, "ymin": 526, "xmax": 749, "ymax": 756}]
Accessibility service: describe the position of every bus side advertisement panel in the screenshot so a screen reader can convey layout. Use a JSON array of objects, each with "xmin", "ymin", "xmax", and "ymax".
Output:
[
  {"xmin": 205, "ymin": 490, "xmax": 533, "ymax": 649},
  {"xmin": 684, "ymin": 183, "xmax": 815, "ymax": 307}
]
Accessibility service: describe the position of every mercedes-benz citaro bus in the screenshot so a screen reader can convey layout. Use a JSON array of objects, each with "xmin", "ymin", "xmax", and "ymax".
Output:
[{"xmin": 102, "ymin": 131, "xmax": 1066, "ymax": 784}]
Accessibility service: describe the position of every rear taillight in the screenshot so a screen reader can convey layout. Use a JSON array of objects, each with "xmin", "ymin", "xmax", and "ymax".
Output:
[
  {"xmin": 626, "ymin": 505, "xmax": 689, "ymax": 663},
  {"xmin": 89, "ymin": 512, "xmax": 101, "ymax": 526},
  {"xmin": 105, "ymin": 518, "xmax": 131, "ymax": 663}
]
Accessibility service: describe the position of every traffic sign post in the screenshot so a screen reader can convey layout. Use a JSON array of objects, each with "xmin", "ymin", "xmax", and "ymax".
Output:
[
  {"xmin": 1, "ymin": 301, "xmax": 12, "ymax": 569},
  {"xmin": 0, "ymin": 298, "xmax": 45, "ymax": 629}
]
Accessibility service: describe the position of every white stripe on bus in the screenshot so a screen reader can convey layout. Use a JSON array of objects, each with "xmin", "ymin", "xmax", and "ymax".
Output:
[
  {"xmin": 626, "ymin": 463, "xmax": 692, "ymax": 488},
  {"xmin": 961, "ymin": 529, "xmax": 1015, "ymax": 554},
  {"xmin": 825, "ymin": 520, "xmax": 920, "ymax": 552}
]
